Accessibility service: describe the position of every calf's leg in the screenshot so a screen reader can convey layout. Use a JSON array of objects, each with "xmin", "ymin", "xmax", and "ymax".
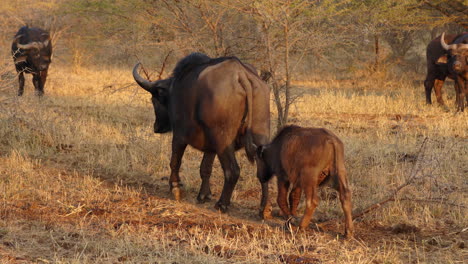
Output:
[
  {"xmin": 299, "ymin": 168, "xmax": 319, "ymax": 230},
  {"xmin": 289, "ymin": 186, "xmax": 301, "ymax": 217},
  {"xmin": 277, "ymin": 180, "xmax": 291, "ymax": 217},
  {"xmin": 336, "ymin": 169, "xmax": 354, "ymax": 238}
]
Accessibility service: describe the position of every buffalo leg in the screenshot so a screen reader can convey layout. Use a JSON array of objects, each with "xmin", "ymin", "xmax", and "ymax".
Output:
[
  {"xmin": 17, "ymin": 72, "xmax": 25, "ymax": 96},
  {"xmin": 32, "ymin": 73, "xmax": 43, "ymax": 96},
  {"xmin": 256, "ymin": 156, "xmax": 272, "ymax": 219},
  {"xmin": 197, "ymin": 152, "xmax": 216, "ymax": 203},
  {"xmin": 455, "ymin": 80, "xmax": 461, "ymax": 111},
  {"xmin": 215, "ymin": 146, "xmax": 240, "ymax": 213},
  {"xmin": 277, "ymin": 180, "xmax": 291, "ymax": 217},
  {"xmin": 40, "ymin": 70, "xmax": 48, "ymax": 94},
  {"xmin": 336, "ymin": 168, "xmax": 354, "ymax": 238},
  {"xmin": 169, "ymin": 141, "xmax": 187, "ymax": 201},
  {"xmin": 255, "ymin": 134, "xmax": 272, "ymax": 219},
  {"xmin": 465, "ymin": 84, "xmax": 468, "ymax": 107},
  {"xmin": 455, "ymin": 77, "xmax": 467, "ymax": 112},
  {"xmin": 289, "ymin": 185, "xmax": 301, "ymax": 217},
  {"xmin": 424, "ymin": 77, "xmax": 434, "ymax": 104},
  {"xmin": 433, "ymin": 79, "xmax": 445, "ymax": 106},
  {"xmin": 299, "ymin": 168, "xmax": 319, "ymax": 230}
]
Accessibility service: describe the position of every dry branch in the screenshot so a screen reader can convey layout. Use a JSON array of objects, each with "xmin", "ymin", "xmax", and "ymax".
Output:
[
  {"xmin": 158, "ymin": 50, "xmax": 173, "ymax": 80},
  {"xmin": 352, "ymin": 137, "xmax": 429, "ymax": 220}
]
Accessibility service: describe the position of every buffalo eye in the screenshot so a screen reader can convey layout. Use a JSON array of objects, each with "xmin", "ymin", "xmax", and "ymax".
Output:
[{"xmin": 156, "ymin": 88, "xmax": 169, "ymax": 103}]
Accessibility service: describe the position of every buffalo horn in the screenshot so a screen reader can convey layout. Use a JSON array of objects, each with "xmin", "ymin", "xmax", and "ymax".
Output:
[
  {"xmin": 17, "ymin": 41, "xmax": 45, "ymax": 50},
  {"xmin": 458, "ymin": 43, "xmax": 468, "ymax": 49},
  {"xmin": 440, "ymin": 32, "xmax": 451, "ymax": 51},
  {"xmin": 14, "ymin": 34, "xmax": 24, "ymax": 41},
  {"xmin": 132, "ymin": 63, "xmax": 158, "ymax": 93}
]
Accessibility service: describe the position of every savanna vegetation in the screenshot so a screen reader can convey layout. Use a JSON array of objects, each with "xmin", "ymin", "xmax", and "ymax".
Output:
[{"xmin": 0, "ymin": 0, "xmax": 467, "ymax": 263}]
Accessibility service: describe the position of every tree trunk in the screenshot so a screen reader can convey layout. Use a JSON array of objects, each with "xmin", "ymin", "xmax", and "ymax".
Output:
[
  {"xmin": 373, "ymin": 34, "xmax": 380, "ymax": 72},
  {"xmin": 282, "ymin": 20, "xmax": 291, "ymax": 131}
]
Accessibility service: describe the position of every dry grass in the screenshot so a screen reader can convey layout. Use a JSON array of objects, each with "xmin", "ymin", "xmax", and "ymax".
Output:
[{"xmin": 0, "ymin": 61, "xmax": 467, "ymax": 263}]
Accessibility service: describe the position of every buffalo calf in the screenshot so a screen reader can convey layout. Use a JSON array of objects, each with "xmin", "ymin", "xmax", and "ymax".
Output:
[{"xmin": 256, "ymin": 125, "xmax": 353, "ymax": 237}]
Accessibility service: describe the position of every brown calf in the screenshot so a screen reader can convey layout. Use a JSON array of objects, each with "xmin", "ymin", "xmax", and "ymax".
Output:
[{"xmin": 256, "ymin": 125, "xmax": 353, "ymax": 237}]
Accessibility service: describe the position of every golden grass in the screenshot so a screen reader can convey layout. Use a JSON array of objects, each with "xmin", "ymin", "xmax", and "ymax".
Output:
[{"xmin": 0, "ymin": 63, "xmax": 466, "ymax": 263}]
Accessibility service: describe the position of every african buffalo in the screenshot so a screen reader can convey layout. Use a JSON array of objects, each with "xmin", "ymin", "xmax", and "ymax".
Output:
[
  {"xmin": 256, "ymin": 125, "xmax": 353, "ymax": 237},
  {"xmin": 424, "ymin": 32, "xmax": 467, "ymax": 107},
  {"xmin": 440, "ymin": 32, "xmax": 468, "ymax": 112},
  {"xmin": 133, "ymin": 53, "xmax": 271, "ymax": 216},
  {"xmin": 11, "ymin": 26, "xmax": 52, "ymax": 96}
]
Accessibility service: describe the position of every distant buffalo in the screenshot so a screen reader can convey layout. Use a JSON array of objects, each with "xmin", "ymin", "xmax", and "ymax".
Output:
[
  {"xmin": 424, "ymin": 32, "xmax": 467, "ymax": 107},
  {"xmin": 133, "ymin": 53, "xmax": 271, "ymax": 216},
  {"xmin": 256, "ymin": 125, "xmax": 353, "ymax": 237},
  {"xmin": 440, "ymin": 32, "xmax": 468, "ymax": 112},
  {"xmin": 11, "ymin": 26, "xmax": 52, "ymax": 96}
]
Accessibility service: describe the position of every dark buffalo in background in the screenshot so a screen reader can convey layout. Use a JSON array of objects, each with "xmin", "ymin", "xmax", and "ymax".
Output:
[
  {"xmin": 11, "ymin": 26, "xmax": 52, "ymax": 96},
  {"xmin": 256, "ymin": 125, "xmax": 353, "ymax": 238},
  {"xmin": 440, "ymin": 32, "xmax": 468, "ymax": 112},
  {"xmin": 424, "ymin": 32, "xmax": 467, "ymax": 107},
  {"xmin": 133, "ymin": 53, "xmax": 272, "ymax": 217}
]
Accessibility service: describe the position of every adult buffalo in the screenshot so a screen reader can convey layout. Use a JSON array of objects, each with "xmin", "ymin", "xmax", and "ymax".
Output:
[
  {"xmin": 424, "ymin": 32, "xmax": 467, "ymax": 107},
  {"xmin": 133, "ymin": 53, "xmax": 271, "ymax": 216},
  {"xmin": 11, "ymin": 26, "xmax": 52, "ymax": 96},
  {"xmin": 440, "ymin": 32, "xmax": 468, "ymax": 112}
]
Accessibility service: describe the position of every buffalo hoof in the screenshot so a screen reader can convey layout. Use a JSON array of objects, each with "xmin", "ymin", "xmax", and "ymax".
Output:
[
  {"xmin": 171, "ymin": 187, "xmax": 182, "ymax": 201},
  {"xmin": 259, "ymin": 202, "xmax": 272, "ymax": 219},
  {"xmin": 441, "ymin": 105, "xmax": 450, "ymax": 112},
  {"xmin": 214, "ymin": 202, "xmax": 229, "ymax": 213},
  {"xmin": 197, "ymin": 193, "xmax": 212, "ymax": 203},
  {"xmin": 344, "ymin": 230, "xmax": 354, "ymax": 239}
]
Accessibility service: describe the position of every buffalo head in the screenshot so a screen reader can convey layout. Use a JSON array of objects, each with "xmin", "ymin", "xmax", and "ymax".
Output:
[
  {"xmin": 133, "ymin": 63, "xmax": 173, "ymax": 133},
  {"xmin": 441, "ymin": 32, "xmax": 468, "ymax": 76},
  {"xmin": 14, "ymin": 33, "xmax": 51, "ymax": 71},
  {"xmin": 254, "ymin": 144, "xmax": 274, "ymax": 183},
  {"xmin": 441, "ymin": 32, "xmax": 468, "ymax": 111}
]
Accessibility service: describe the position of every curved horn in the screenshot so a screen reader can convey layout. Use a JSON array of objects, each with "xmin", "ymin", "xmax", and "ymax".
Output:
[
  {"xmin": 440, "ymin": 32, "xmax": 451, "ymax": 51},
  {"xmin": 16, "ymin": 41, "xmax": 45, "ymax": 50},
  {"xmin": 457, "ymin": 43, "xmax": 468, "ymax": 49},
  {"xmin": 14, "ymin": 34, "xmax": 24, "ymax": 42},
  {"xmin": 132, "ymin": 63, "xmax": 158, "ymax": 93}
]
